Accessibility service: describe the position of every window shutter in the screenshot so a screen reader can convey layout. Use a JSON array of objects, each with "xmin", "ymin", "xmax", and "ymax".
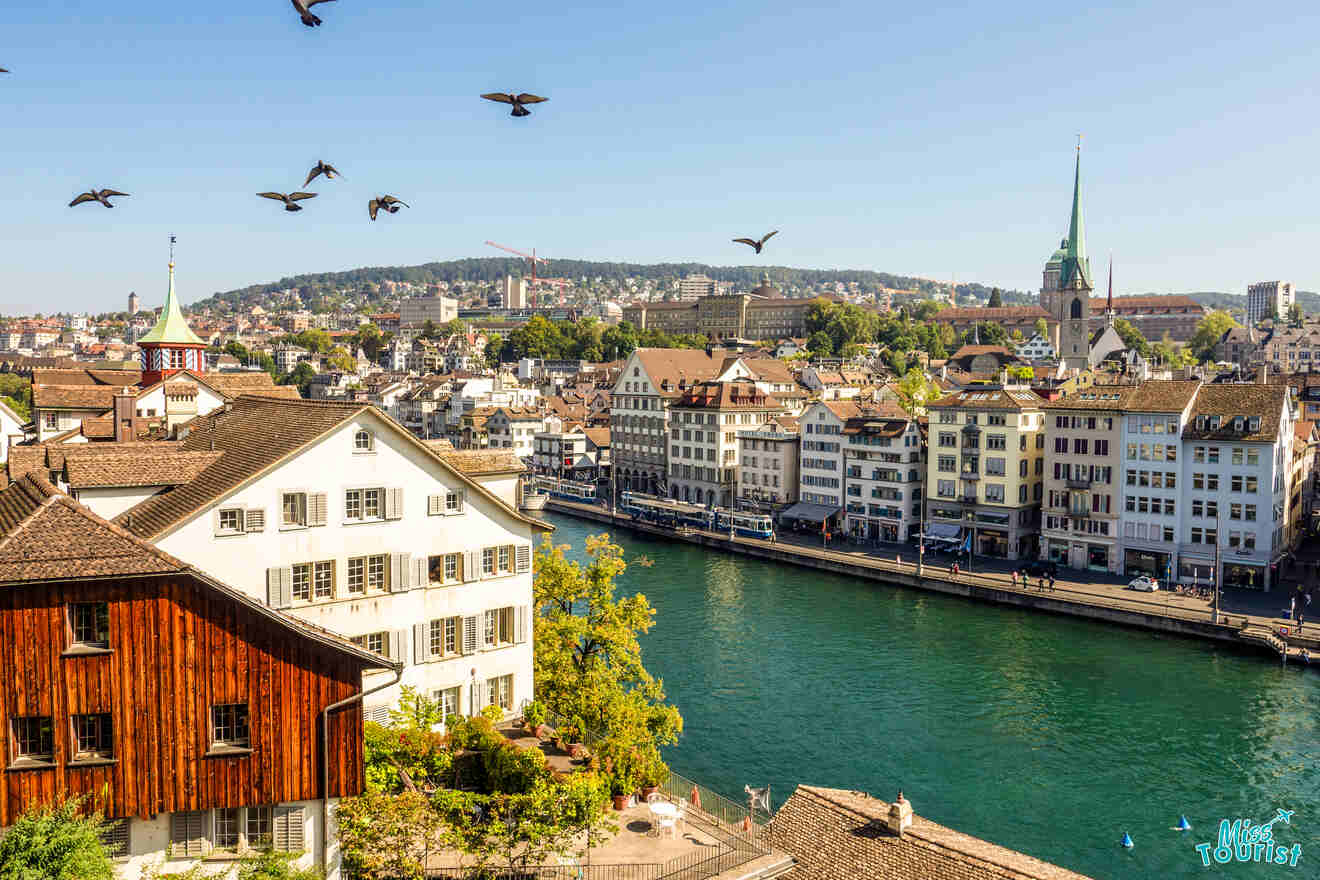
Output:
[
  {"xmin": 273, "ymin": 805, "xmax": 306, "ymax": 853},
  {"xmin": 245, "ymin": 508, "xmax": 266, "ymax": 532},
  {"xmin": 464, "ymin": 550, "xmax": 478, "ymax": 582},
  {"xmin": 428, "ymin": 494, "xmax": 442, "ymax": 516},
  {"xmin": 515, "ymin": 544, "xmax": 531, "ymax": 573},
  {"xmin": 266, "ymin": 567, "xmax": 291, "ymax": 609},
  {"xmin": 389, "ymin": 552, "xmax": 412, "ymax": 592},
  {"xmin": 454, "ymin": 490, "xmax": 466, "ymax": 514},
  {"xmin": 170, "ymin": 811, "xmax": 205, "ymax": 858},
  {"xmin": 212, "ymin": 508, "xmax": 224, "ymax": 537},
  {"xmin": 386, "ymin": 487, "xmax": 404, "ymax": 521},
  {"xmin": 472, "ymin": 679, "xmax": 488, "ymax": 713},
  {"xmin": 99, "ymin": 818, "xmax": 130, "ymax": 858},
  {"xmin": 390, "ymin": 629, "xmax": 407, "ymax": 663},
  {"xmin": 515, "ymin": 605, "xmax": 527, "ymax": 644},
  {"xmin": 362, "ymin": 704, "xmax": 390, "ymax": 724},
  {"xmin": 308, "ymin": 493, "xmax": 328, "ymax": 527},
  {"xmin": 412, "ymin": 556, "xmax": 428, "ymax": 587},
  {"xmin": 461, "ymin": 615, "xmax": 479, "ymax": 655},
  {"xmin": 414, "ymin": 622, "xmax": 429, "ymax": 664}
]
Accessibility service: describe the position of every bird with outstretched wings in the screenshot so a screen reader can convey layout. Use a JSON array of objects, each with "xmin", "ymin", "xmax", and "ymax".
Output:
[
  {"xmin": 69, "ymin": 189, "xmax": 129, "ymax": 208},
  {"xmin": 257, "ymin": 191, "xmax": 318, "ymax": 212},
  {"xmin": 291, "ymin": 0, "xmax": 336, "ymax": 27},
  {"xmin": 481, "ymin": 92, "xmax": 549, "ymax": 117},
  {"xmin": 368, "ymin": 195, "xmax": 409, "ymax": 221},
  {"xmin": 304, "ymin": 159, "xmax": 342, "ymax": 187},
  {"xmin": 733, "ymin": 230, "xmax": 778, "ymax": 253}
]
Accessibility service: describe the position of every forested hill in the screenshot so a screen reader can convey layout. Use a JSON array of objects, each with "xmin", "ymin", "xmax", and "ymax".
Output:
[{"xmin": 193, "ymin": 256, "xmax": 1023, "ymax": 311}]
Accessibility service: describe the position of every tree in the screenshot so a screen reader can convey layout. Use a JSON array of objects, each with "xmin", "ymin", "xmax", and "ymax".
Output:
[
  {"xmin": 1112, "ymin": 318, "xmax": 1151, "ymax": 357},
  {"xmin": 337, "ymin": 791, "xmax": 444, "ymax": 880},
  {"xmin": 1289, "ymin": 303, "xmax": 1303, "ymax": 326},
  {"xmin": 969, "ymin": 322, "xmax": 1009, "ymax": 347},
  {"xmin": 420, "ymin": 319, "xmax": 439, "ymax": 340},
  {"xmin": 225, "ymin": 340, "xmax": 251, "ymax": 363},
  {"xmin": 252, "ymin": 351, "xmax": 278, "ymax": 379},
  {"xmin": 894, "ymin": 367, "xmax": 940, "ymax": 415},
  {"xmin": 326, "ymin": 346, "xmax": 358, "ymax": 372},
  {"xmin": 0, "ymin": 797, "xmax": 114, "ymax": 880},
  {"xmin": 1034, "ymin": 317, "xmax": 1049, "ymax": 339},
  {"xmin": 0, "ymin": 373, "xmax": 31, "ymax": 419},
  {"xmin": 1188, "ymin": 310, "xmax": 1239, "ymax": 362},
  {"xmin": 601, "ymin": 322, "xmax": 638, "ymax": 361},
  {"xmin": 806, "ymin": 331, "xmax": 834, "ymax": 357},
  {"xmin": 355, "ymin": 322, "xmax": 384, "ymax": 361},
  {"xmin": 987, "ymin": 288, "xmax": 1004, "ymax": 308},
  {"xmin": 281, "ymin": 362, "xmax": 317, "ymax": 396},
  {"xmin": 1007, "ymin": 365, "xmax": 1035, "ymax": 381},
  {"xmin": 533, "ymin": 535, "xmax": 683, "ymax": 749}
]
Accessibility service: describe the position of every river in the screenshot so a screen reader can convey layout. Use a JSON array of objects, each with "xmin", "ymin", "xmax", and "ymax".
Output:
[{"xmin": 543, "ymin": 513, "xmax": 1319, "ymax": 879}]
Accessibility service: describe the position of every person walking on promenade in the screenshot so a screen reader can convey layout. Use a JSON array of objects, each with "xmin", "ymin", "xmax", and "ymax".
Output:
[
  {"xmin": 1048, "ymin": 575, "xmax": 1056, "ymax": 592},
  {"xmin": 1010, "ymin": 570, "xmax": 1017, "ymax": 588},
  {"xmin": 951, "ymin": 562, "xmax": 960, "ymax": 577},
  {"xmin": 1297, "ymin": 610, "xmax": 1305, "ymax": 633},
  {"xmin": 1038, "ymin": 576, "xmax": 1046, "ymax": 592}
]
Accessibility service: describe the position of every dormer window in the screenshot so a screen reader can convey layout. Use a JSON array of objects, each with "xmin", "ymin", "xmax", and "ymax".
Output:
[
  {"xmin": 354, "ymin": 429, "xmax": 374, "ymax": 453},
  {"xmin": 1249, "ymin": 417, "xmax": 1261, "ymax": 432},
  {"xmin": 1233, "ymin": 417, "xmax": 1244, "ymax": 432}
]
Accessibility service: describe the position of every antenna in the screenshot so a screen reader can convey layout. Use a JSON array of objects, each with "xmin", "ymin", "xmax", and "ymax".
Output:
[{"xmin": 1076, "ymin": 133, "xmax": 1082, "ymax": 153}]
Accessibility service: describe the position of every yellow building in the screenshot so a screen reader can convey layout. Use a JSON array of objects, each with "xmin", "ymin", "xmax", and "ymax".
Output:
[{"xmin": 926, "ymin": 387, "xmax": 1048, "ymax": 560}]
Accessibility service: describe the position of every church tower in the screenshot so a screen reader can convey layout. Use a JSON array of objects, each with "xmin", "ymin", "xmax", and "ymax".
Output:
[
  {"xmin": 1040, "ymin": 147, "xmax": 1093, "ymax": 371},
  {"xmin": 137, "ymin": 239, "xmax": 206, "ymax": 386}
]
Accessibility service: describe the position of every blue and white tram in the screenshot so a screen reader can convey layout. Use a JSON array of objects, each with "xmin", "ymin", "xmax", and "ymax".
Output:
[
  {"xmin": 621, "ymin": 492, "xmax": 714, "ymax": 529},
  {"xmin": 534, "ymin": 476, "xmax": 597, "ymax": 502},
  {"xmin": 714, "ymin": 509, "xmax": 775, "ymax": 539}
]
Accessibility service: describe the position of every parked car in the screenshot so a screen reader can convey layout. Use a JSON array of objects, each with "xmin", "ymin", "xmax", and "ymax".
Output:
[
  {"xmin": 1022, "ymin": 560, "xmax": 1058, "ymax": 578},
  {"xmin": 1128, "ymin": 576, "xmax": 1159, "ymax": 592}
]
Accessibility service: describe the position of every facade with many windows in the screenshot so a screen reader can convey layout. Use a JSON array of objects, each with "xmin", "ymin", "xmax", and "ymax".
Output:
[
  {"xmin": 797, "ymin": 400, "xmax": 864, "ymax": 516},
  {"xmin": 841, "ymin": 407, "xmax": 924, "ymax": 543},
  {"xmin": 113, "ymin": 396, "xmax": 547, "ymax": 721},
  {"xmin": 926, "ymin": 387, "xmax": 1047, "ymax": 560},
  {"xmin": 667, "ymin": 381, "xmax": 782, "ymax": 508},
  {"xmin": 737, "ymin": 415, "xmax": 800, "ymax": 514}
]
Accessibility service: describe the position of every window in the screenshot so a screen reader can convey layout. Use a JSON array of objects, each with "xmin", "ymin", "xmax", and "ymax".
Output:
[
  {"xmin": 1246, "ymin": 476, "xmax": 1258, "ymax": 493},
  {"xmin": 1207, "ymin": 474, "xmax": 1219, "ymax": 491},
  {"xmin": 445, "ymin": 490, "xmax": 465, "ymax": 514},
  {"xmin": 1193, "ymin": 473, "xmax": 1204, "ymax": 490},
  {"xmin": 291, "ymin": 563, "xmax": 312, "ymax": 601},
  {"xmin": 430, "ymin": 617, "xmax": 460, "ymax": 657},
  {"xmin": 498, "ymin": 545, "xmax": 512, "ymax": 574},
  {"xmin": 245, "ymin": 807, "xmax": 272, "ymax": 851},
  {"xmin": 1208, "ymin": 447, "xmax": 1220, "ymax": 464},
  {"xmin": 985, "ymin": 484, "xmax": 1005, "ymax": 503},
  {"xmin": 313, "ymin": 561, "xmax": 334, "ymax": 598},
  {"xmin": 487, "ymin": 674, "xmax": 513, "ymax": 711},
  {"xmin": 1230, "ymin": 503, "xmax": 1242, "ymax": 520},
  {"xmin": 11, "ymin": 716, "xmax": 54, "ymax": 766},
  {"xmin": 354, "ymin": 429, "xmax": 374, "ymax": 452},
  {"xmin": 211, "ymin": 703, "xmax": 250, "ymax": 750},
  {"xmin": 347, "ymin": 557, "xmax": 365, "ymax": 593},
  {"xmin": 218, "ymin": 508, "xmax": 244, "ymax": 533},
  {"xmin": 352, "ymin": 631, "xmax": 386, "ymax": 655},
  {"xmin": 70, "ymin": 713, "xmax": 113, "ymax": 762},
  {"xmin": 281, "ymin": 492, "xmax": 307, "ymax": 527},
  {"xmin": 482, "ymin": 548, "xmax": 496, "ymax": 576},
  {"xmin": 345, "ymin": 487, "xmax": 384, "ymax": 521},
  {"xmin": 429, "ymin": 552, "xmax": 462, "ymax": 583},
  {"xmin": 69, "ymin": 602, "xmax": 110, "ymax": 650},
  {"xmin": 1246, "ymin": 504, "xmax": 1257, "ymax": 521},
  {"xmin": 483, "ymin": 609, "xmax": 497, "ymax": 647},
  {"xmin": 214, "ymin": 808, "xmax": 241, "ymax": 852},
  {"xmin": 434, "ymin": 686, "xmax": 462, "ymax": 720},
  {"xmin": 99, "ymin": 819, "xmax": 130, "ymax": 858}
]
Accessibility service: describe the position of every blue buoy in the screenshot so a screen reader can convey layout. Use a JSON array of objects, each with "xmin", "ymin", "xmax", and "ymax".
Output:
[
  {"xmin": 1176, "ymin": 816, "xmax": 1192, "ymax": 831},
  {"xmin": 1121, "ymin": 832, "xmax": 1134, "ymax": 848}
]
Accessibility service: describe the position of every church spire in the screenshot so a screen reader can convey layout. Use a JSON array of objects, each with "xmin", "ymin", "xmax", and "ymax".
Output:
[
  {"xmin": 138, "ymin": 237, "xmax": 204, "ymax": 346},
  {"xmin": 1060, "ymin": 141, "xmax": 1092, "ymax": 289},
  {"xmin": 1106, "ymin": 254, "xmax": 1115, "ymax": 328}
]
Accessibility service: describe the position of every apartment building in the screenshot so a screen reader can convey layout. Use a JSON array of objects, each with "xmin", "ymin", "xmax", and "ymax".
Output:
[
  {"xmin": 1247, "ymin": 281, "xmax": 1295, "ymax": 326},
  {"xmin": 486, "ymin": 406, "xmax": 545, "ymax": 458},
  {"xmin": 108, "ymin": 396, "xmax": 548, "ymax": 719},
  {"xmin": 533, "ymin": 427, "xmax": 610, "ymax": 482},
  {"xmin": 1174, "ymin": 384, "xmax": 1293, "ymax": 591},
  {"xmin": 667, "ymin": 380, "xmax": 782, "ymax": 507},
  {"xmin": 0, "ymin": 474, "xmax": 388, "ymax": 880},
  {"xmin": 737, "ymin": 414, "xmax": 799, "ymax": 514},
  {"xmin": 841, "ymin": 405, "xmax": 924, "ymax": 543},
  {"xmin": 926, "ymin": 387, "xmax": 1047, "ymax": 560},
  {"xmin": 796, "ymin": 400, "xmax": 862, "ymax": 515}
]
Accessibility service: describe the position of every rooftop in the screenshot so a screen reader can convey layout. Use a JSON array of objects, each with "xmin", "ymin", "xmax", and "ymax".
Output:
[{"xmin": 1184, "ymin": 384, "xmax": 1290, "ymax": 443}]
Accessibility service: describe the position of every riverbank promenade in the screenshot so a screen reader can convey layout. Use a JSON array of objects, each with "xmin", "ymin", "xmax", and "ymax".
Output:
[{"xmin": 548, "ymin": 500, "xmax": 1319, "ymax": 667}]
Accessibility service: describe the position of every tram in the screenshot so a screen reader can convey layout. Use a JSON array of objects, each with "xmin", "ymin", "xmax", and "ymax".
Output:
[
  {"xmin": 533, "ymin": 476, "xmax": 598, "ymax": 503},
  {"xmin": 620, "ymin": 492, "xmax": 714, "ymax": 529},
  {"xmin": 714, "ymin": 509, "xmax": 775, "ymax": 539}
]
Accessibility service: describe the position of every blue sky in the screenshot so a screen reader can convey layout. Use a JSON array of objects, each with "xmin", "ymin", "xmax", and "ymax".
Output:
[{"xmin": 1, "ymin": 0, "xmax": 1318, "ymax": 314}]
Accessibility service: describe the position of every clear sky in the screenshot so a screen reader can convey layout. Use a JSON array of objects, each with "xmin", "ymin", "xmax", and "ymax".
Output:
[{"xmin": 2, "ymin": 0, "xmax": 1318, "ymax": 314}]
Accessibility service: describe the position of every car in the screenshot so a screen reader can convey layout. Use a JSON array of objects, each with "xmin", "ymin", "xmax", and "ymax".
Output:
[
  {"xmin": 1128, "ymin": 576, "xmax": 1159, "ymax": 592},
  {"xmin": 1022, "ymin": 561, "xmax": 1058, "ymax": 578}
]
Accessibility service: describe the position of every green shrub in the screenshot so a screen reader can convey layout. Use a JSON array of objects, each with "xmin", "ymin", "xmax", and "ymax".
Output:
[
  {"xmin": 0, "ymin": 797, "xmax": 114, "ymax": 880},
  {"xmin": 483, "ymin": 741, "xmax": 549, "ymax": 794},
  {"xmin": 237, "ymin": 851, "xmax": 324, "ymax": 880},
  {"xmin": 522, "ymin": 700, "xmax": 546, "ymax": 728}
]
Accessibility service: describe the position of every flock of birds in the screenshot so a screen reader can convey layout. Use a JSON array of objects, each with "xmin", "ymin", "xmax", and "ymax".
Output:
[{"xmin": 1, "ymin": 13, "xmax": 780, "ymax": 249}]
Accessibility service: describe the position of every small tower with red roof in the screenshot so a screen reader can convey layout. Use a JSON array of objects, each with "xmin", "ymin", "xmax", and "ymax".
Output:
[{"xmin": 137, "ymin": 237, "xmax": 206, "ymax": 386}]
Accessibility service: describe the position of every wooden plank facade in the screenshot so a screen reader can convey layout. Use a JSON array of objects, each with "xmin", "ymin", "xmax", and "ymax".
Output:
[{"xmin": 0, "ymin": 572, "xmax": 370, "ymax": 826}]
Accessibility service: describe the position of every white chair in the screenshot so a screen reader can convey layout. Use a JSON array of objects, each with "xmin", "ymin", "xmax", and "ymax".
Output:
[
  {"xmin": 656, "ymin": 813, "xmax": 678, "ymax": 840},
  {"xmin": 647, "ymin": 792, "xmax": 666, "ymax": 804}
]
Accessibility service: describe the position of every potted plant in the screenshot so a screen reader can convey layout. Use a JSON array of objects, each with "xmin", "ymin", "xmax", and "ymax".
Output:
[
  {"xmin": 638, "ymin": 751, "xmax": 669, "ymax": 801},
  {"xmin": 522, "ymin": 700, "xmax": 547, "ymax": 739},
  {"xmin": 610, "ymin": 776, "xmax": 631, "ymax": 811},
  {"xmin": 566, "ymin": 717, "xmax": 587, "ymax": 759}
]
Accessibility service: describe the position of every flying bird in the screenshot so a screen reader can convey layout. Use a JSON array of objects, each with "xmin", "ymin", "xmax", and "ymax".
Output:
[
  {"xmin": 732, "ymin": 230, "xmax": 778, "ymax": 254},
  {"xmin": 303, "ymin": 160, "xmax": 342, "ymax": 187},
  {"xmin": 0, "ymin": 67, "xmax": 9, "ymax": 74},
  {"xmin": 257, "ymin": 191, "xmax": 317, "ymax": 212},
  {"xmin": 480, "ymin": 92, "xmax": 548, "ymax": 117},
  {"xmin": 69, "ymin": 189, "xmax": 129, "ymax": 208},
  {"xmin": 290, "ymin": 0, "xmax": 336, "ymax": 27},
  {"xmin": 368, "ymin": 195, "xmax": 409, "ymax": 221}
]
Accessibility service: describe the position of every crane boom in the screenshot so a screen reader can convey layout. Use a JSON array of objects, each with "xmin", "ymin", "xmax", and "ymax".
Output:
[{"xmin": 484, "ymin": 240, "xmax": 547, "ymax": 264}]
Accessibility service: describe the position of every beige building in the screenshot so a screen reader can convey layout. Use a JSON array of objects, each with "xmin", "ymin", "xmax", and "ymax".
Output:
[
  {"xmin": 399, "ymin": 291, "xmax": 458, "ymax": 326},
  {"xmin": 622, "ymin": 277, "xmax": 824, "ymax": 341},
  {"xmin": 927, "ymin": 386, "xmax": 1047, "ymax": 560},
  {"xmin": 668, "ymin": 380, "xmax": 782, "ymax": 507},
  {"xmin": 737, "ymin": 414, "xmax": 799, "ymax": 514}
]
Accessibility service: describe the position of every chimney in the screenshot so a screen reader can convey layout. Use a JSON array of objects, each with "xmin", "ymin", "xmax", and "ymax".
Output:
[
  {"xmin": 886, "ymin": 791, "xmax": 913, "ymax": 837},
  {"xmin": 1259, "ymin": 364, "xmax": 1269, "ymax": 385},
  {"xmin": 112, "ymin": 388, "xmax": 136, "ymax": 443}
]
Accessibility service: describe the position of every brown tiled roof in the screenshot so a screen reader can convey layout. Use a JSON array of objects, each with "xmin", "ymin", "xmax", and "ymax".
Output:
[
  {"xmin": 737, "ymin": 357, "xmax": 798, "ymax": 386},
  {"xmin": 820, "ymin": 400, "xmax": 867, "ymax": 420},
  {"xmin": 64, "ymin": 449, "xmax": 223, "ymax": 489},
  {"xmin": 673, "ymin": 380, "xmax": 781, "ymax": 411},
  {"xmin": 1121, "ymin": 379, "xmax": 1202, "ymax": 413},
  {"xmin": 633, "ymin": 348, "xmax": 726, "ymax": 396},
  {"xmin": 423, "ymin": 438, "xmax": 456, "ymax": 452},
  {"xmin": 950, "ymin": 345, "xmax": 1016, "ymax": 361},
  {"xmin": 933, "ymin": 306, "xmax": 1052, "ymax": 322},
  {"xmin": 581, "ymin": 427, "xmax": 610, "ymax": 448},
  {"xmin": 771, "ymin": 785, "xmax": 1096, "ymax": 880},
  {"xmin": 1088, "ymin": 295, "xmax": 1203, "ymax": 312},
  {"xmin": 8, "ymin": 439, "xmax": 174, "ymax": 483},
  {"xmin": 114, "ymin": 395, "xmax": 548, "ymax": 539},
  {"xmin": 201, "ymin": 371, "xmax": 292, "ymax": 396},
  {"xmin": 1183, "ymin": 384, "xmax": 1289, "ymax": 443},
  {"xmin": 31, "ymin": 367, "xmax": 143, "ymax": 387},
  {"xmin": 436, "ymin": 450, "xmax": 527, "ymax": 476},
  {"xmin": 31, "ymin": 385, "xmax": 124, "ymax": 410}
]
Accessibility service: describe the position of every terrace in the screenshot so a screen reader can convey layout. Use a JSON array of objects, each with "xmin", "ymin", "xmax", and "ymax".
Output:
[{"xmin": 422, "ymin": 724, "xmax": 792, "ymax": 880}]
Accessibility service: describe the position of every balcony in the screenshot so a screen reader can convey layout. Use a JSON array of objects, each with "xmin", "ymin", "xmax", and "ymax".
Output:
[
  {"xmin": 1066, "ymin": 477, "xmax": 1092, "ymax": 490},
  {"xmin": 961, "ymin": 494, "xmax": 979, "ymax": 504}
]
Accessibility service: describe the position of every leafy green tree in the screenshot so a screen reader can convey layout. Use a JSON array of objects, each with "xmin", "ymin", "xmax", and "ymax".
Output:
[
  {"xmin": 987, "ymin": 288, "xmax": 1004, "ymax": 308},
  {"xmin": 601, "ymin": 322, "xmax": 638, "ymax": 361},
  {"xmin": 326, "ymin": 346, "xmax": 357, "ymax": 372},
  {"xmin": 420, "ymin": 319, "xmax": 439, "ymax": 340},
  {"xmin": 286, "ymin": 329, "xmax": 333, "ymax": 354},
  {"xmin": 337, "ymin": 791, "xmax": 444, "ymax": 880},
  {"xmin": 1112, "ymin": 318, "xmax": 1151, "ymax": 357},
  {"xmin": 0, "ymin": 797, "xmax": 114, "ymax": 880},
  {"xmin": 1188, "ymin": 310, "xmax": 1239, "ymax": 362},
  {"xmin": 806, "ymin": 331, "xmax": 834, "ymax": 357},
  {"xmin": 881, "ymin": 349, "xmax": 908, "ymax": 375},
  {"xmin": 1034, "ymin": 317, "xmax": 1049, "ymax": 339},
  {"xmin": 253, "ymin": 351, "xmax": 278, "ymax": 379},
  {"xmin": 968, "ymin": 322, "xmax": 1009, "ymax": 347},
  {"xmin": 483, "ymin": 332, "xmax": 504, "ymax": 366},
  {"xmin": 0, "ymin": 373, "xmax": 32, "ymax": 419},
  {"xmin": 281, "ymin": 362, "xmax": 317, "ymax": 396},
  {"xmin": 236, "ymin": 850, "xmax": 325, "ymax": 880},
  {"xmin": 1289, "ymin": 303, "xmax": 1303, "ymax": 326},
  {"xmin": 895, "ymin": 367, "xmax": 940, "ymax": 414},
  {"xmin": 225, "ymin": 340, "xmax": 251, "ymax": 362},
  {"xmin": 533, "ymin": 535, "xmax": 683, "ymax": 749},
  {"xmin": 804, "ymin": 298, "xmax": 838, "ymax": 335},
  {"xmin": 354, "ymin": 323, "xmax": 384, "ymax": 361},
  {"xmin": 1007, "ymin": 365, "xmax": 1035, "ymax": 380}
]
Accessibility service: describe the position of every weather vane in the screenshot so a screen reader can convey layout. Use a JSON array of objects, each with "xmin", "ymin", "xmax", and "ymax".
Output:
[
  {"xmin": 1076, "ymin": 133, "xmax": 1082, "ymax": 152},
  {"xmin": 169, "ymin": 234, "xmax": 176, "ymax": 264}
]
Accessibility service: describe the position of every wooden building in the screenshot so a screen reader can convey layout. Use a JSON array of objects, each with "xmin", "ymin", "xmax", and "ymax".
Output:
[{"xmin": 0, "ymin": 474, "xmax": 394, "ymax": 878}]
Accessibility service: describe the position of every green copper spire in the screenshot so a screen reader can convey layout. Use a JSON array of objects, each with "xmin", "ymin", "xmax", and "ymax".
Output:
[
  {"xmin": 138, "ymin": 259, "xmax": 205, "ymax": 346},
  {"xmin": 1060, "ymin": 146, "xmax": 1092, "ymax": 289}
]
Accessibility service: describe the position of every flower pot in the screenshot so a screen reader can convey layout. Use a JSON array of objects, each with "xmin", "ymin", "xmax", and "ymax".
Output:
[
  {"xmin": 641, "ymin": 785, "xmax": 658, "ymax": 800},
  {"xmin": 612, "ymin": 794, "xmax": 629, "ymax": 811},
  {"xmin": 533, "ymin": 723, "xmax": 548, "ymax": 739}
]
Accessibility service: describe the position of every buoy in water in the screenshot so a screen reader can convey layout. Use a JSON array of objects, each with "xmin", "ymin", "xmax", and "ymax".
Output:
[
  {"xmin": 1121, "ymin": 832, "xmax": 1134, "ymax": 848},
  {"xmin": 1175, "ymin": 816, "xmax": 1191, "ymax": 831}
]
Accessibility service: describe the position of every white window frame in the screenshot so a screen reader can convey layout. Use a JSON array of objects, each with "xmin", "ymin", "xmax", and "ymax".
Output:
[
  {"xmin": 281, "ymin": 491, "xmax": 308, "ymax": 528},
  {"xmin": 354, "ymin": 429, "xmax": 375, "ymax": 453}
]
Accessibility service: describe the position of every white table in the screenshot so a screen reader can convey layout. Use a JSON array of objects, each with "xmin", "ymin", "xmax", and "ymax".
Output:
[{"xmin": 649, "ymin": 800, "xmax": 679, "ymax": 838}]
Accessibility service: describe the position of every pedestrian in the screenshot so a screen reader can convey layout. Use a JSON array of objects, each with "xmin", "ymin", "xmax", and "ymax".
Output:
[
  {"xmin": 1049, "ymin": 575, "xmax": 1056, "ymax": 592},
  {"xmin": 1010, "ymin": 570, "xmax": 1017, "ymax": 588},
  {"xmin": 1298, "ymin": 611, "xmax": 1305, "ymax": 633},
  {"xmin": 1038, "ymin": 576, "xmax": 1046, "ymax": 592},
  {"xmin": 952, "ymin": 562, "xmax": 959, "ymax": 577}
]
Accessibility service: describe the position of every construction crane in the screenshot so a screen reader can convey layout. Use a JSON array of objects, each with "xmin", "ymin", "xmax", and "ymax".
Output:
[{"xmin": 485, "ymin": 240, "xmax": 573, "ymax": 307}]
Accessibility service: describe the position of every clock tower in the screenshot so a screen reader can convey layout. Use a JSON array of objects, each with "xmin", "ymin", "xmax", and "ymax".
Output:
[{"xmin": 1040, "ymin": 147, "xmax": 1093, "ymax": 371}]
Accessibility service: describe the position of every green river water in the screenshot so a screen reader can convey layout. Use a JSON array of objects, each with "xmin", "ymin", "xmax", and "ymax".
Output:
[{"xmin": 545, "ymin": 513, "xmax": 1319, "ymax": 880}]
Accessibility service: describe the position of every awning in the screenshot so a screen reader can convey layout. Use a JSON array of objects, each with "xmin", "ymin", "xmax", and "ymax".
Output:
[
  {"xmin": 780, "ymin": 502, "xmax": 842, "ymax": 523},
  {"xmin": 925, "ymin": 522, "xmax": 961, "ymax": 540}
]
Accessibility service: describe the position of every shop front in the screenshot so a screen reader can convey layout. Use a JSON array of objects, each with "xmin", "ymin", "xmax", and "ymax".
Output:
[
  {"xmin": 978, "ymin": 528, "xmax": 1009, "ymax": 558},
  {"xmin": 1223, "ymin": 561, "xmax": 1267, "ymax": 591},
  {"xmin": 1124, "ymin": 548, "xmax": 1170, "ymax": 579},
  {"xmin": 1086, "ymin": 543, "xmax": 1110, "ymax": 572},
  {"xmin": 1047, "ymin": 540, "xmax": 1070, "ymax": 564}
]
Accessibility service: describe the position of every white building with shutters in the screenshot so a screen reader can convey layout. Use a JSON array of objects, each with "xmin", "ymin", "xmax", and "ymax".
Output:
[{"xmin": 115, "ymin": 396, "xmax": 550, "ymax": 721}]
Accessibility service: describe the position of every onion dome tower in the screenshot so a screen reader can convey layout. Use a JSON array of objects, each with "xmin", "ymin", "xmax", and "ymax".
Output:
[{"xmin": 137, "ymin": 236, "xmax": 206, "ymax": 386}]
